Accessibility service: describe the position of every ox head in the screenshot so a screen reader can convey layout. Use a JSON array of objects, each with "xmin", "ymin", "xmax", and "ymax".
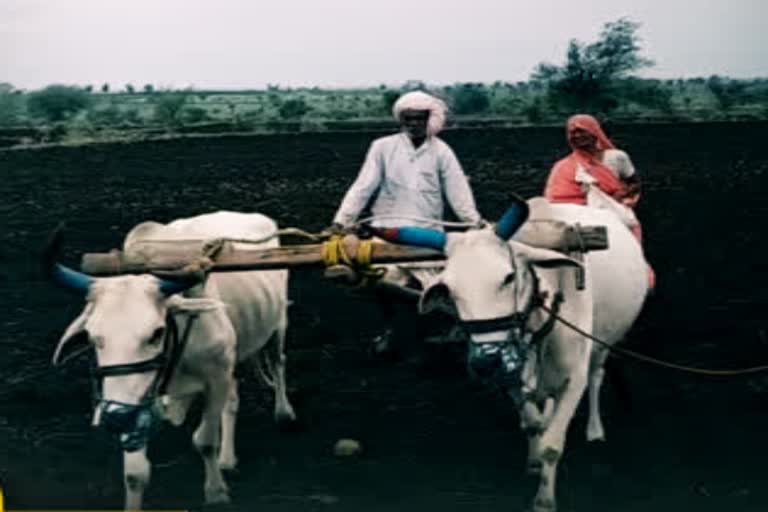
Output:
[
  {"xmin": 375, "ymin": 197, "xmax": 582, "ymax": 385},
  {"xmin": 42, "ymin": 225, "xmax": 222, "ymax": 451}
]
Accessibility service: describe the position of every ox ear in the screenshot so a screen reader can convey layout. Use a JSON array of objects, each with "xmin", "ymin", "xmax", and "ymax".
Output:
[
  {"xmin": 517, "ymin": 244, "xmax": 583, "ymax": 270},
  {"xmin": 53, "ymin": 304, "xmax": 93, "ymax": 365},
  {"xmin": 418, "ymin": 281, "xmax": 455, "ymax": 316},
  {"xmin": 166, "ymin": 296, "xmax": 226, "ymax": 314}
]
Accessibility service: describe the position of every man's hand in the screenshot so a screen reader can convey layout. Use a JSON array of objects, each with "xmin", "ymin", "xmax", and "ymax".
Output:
[
  {"xmin": 322, "ymin": 222, "xmax": 347, "ymax": 237},
  {"xmin": 621, "ymin": 194, "xmax": 640, "ymax": 208}
]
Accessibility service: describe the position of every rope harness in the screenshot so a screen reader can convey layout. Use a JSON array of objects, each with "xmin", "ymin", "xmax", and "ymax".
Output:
[
  {"xmin": 320, "ymin": 235, "xmax": 387, "ymax": 287},
  {"xmin": 539, "ymin": 303, "xmax": 768, "ymax": 377},
  {"xmin": 89, "ymin": 312, "xmax": 196, "ymax": 407}
]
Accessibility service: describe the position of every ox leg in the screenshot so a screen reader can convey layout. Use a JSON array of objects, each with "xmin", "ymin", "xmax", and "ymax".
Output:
[
  {"xmin": 193, "ymin": 375, "xmax": 231, "ymax": 505},
  {"xmin": 532, "ymin": 356, "xmax": 590, "ymax": 511},
  {"xmin": 522, "ymin": 397, "xmax": 555, "ymax": 475},
  {"xmin": 587, "ymin": 348, "xmax": 609, "ymax": 442},
  {"xmin": 273, "ymin": 327, "xmax": 297, "ymax": 426},
  {"xmin": 123, "ymin": 447, "xmax": 150, "ymax": 511},
  {"xmin": 218, "ymin": 378, "xmax": 239, "ymax": 471}
]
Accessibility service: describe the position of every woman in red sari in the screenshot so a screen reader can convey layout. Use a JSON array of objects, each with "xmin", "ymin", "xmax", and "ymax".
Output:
[{"xmin": 544, "ymin": 114, "xmax": 655, "ymax": 289}]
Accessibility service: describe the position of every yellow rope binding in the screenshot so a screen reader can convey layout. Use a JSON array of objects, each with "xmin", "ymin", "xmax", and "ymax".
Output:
[{"xmin": 321, "ymin": 235, "xmax": 386, "ymax": 286}]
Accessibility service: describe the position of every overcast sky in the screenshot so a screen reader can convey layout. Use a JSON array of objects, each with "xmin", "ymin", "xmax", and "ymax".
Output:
[{"xmin": 1, "ymin": 0, "xmax": 766, "ymax": 91}]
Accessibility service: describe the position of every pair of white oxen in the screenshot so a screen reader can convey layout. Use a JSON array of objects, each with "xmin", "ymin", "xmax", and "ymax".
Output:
[{"xmin": 45, "ymin": 195, "xmax": 649, "ymax": 512}]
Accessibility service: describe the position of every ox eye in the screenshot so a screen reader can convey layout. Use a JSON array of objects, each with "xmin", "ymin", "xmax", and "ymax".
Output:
[
  {"xmin": 501, "ymin": 272, "xmax": 516, "ymax": 287},
  {"xmin": 148, "ymin": 327, "xmax": 165, "ymax": 345}
]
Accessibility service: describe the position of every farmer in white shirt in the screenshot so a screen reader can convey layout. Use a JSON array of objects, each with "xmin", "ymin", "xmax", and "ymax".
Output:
[{"xmin": 328, "ymin": 91, "xmax": 483, "ymax": 357}]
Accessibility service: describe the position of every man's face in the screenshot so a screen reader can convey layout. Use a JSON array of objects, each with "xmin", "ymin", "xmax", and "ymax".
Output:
[
  {"xmin": 567, "ymin": 126, "xmax": 597, "ymax": 151},
  {"xmin": 400, "ymin": 109, "xmax": 429, "ymax": 139}
]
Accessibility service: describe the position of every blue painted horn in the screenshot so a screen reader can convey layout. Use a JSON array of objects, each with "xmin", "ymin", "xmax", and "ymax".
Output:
[
  {"xmin": 50, "ymin": 263, "xmax": 94, "ymax": 294},
  {"xmin": 372, "ymin": 226, "xmax": 446, "ymax": 251},
  {"xmin": 157, "ymin": 276, "xmax": 201, "ymax": 296},
  {"xmin": 494, "ymin": 195, "xmax": 530, "ymax": 240},
  {"xmin": 42, "ymin": 223, "xmax": 93, "ymax": 294}
]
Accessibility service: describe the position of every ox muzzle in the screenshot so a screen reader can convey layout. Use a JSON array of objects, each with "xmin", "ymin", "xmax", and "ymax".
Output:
[
  {"xmin": 461, "ymin": 288, "xmax": 563, "ymax": 405},
  {"xmin": 91, "ymin": 314, "xmax": 192, "ymax": 452},
  {"xmin": 462, "ymin": 314, "xmax": 530, "ymax": 397}
]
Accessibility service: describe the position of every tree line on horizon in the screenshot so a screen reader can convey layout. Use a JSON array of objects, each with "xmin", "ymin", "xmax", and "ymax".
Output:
[{"xmin": 1, "ymin": 18, "xmax": 766, "ymax": 142}]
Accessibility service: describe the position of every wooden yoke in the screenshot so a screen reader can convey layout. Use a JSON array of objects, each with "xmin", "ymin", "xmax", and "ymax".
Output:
[
  {"xmin": 79, "ymin": 223, "xmax": 608, "ymax": 277},
  {"xmin": 80, "ymin": 235, "xmax": 444, "ymax": 276}
]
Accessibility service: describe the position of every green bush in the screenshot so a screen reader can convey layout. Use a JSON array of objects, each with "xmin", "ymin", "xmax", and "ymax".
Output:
[
  {"xmin": 181, "ymin": 106, "xmax": 210, "ymax": 124},
  {"xmin": 450, "ymin": 83, "xmax": 490, "ymax": 115},
  {"xmin": 0, "ymin": 83, "xmax": 23, "ymax": 125},
  {"xmin": 153, "ymin": 93, "xmax": 188, "ymax": 127},
  {"xmin": 278, "ymin": 98, "xmax": 311, "ymax": 120},
  {"xmin": 27, "ymin": 85, "xmax": 92, "ymax": 122}
]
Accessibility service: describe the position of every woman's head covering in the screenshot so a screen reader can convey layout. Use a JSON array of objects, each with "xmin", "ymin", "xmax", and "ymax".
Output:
[
  {"xmin": 392, "ymin": 91, "xmax": 448, "ymax": 137},
  {"xmin": 566, "ymin": 114, "xmax": 615, "ymax": 151}
]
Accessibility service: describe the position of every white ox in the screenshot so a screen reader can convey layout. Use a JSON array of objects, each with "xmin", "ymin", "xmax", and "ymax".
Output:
[
  {"xmin": 374, "ymin": 197, "xmax": 648, "ymax": 512},
  {"xmin": 44, "ymin": 211, "xmax": 297, "ymax": 510}
]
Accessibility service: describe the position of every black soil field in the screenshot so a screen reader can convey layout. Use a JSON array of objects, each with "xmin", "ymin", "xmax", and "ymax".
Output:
[{"xmin": 1, "ymin": 122, "xmax": 768, "ymax": 511}]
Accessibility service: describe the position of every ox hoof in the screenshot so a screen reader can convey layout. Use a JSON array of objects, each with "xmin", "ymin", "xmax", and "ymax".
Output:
[
  {"xmin": 587, "ymin": 423, "xmax": 606, "ymax": 442},
  {"xmin": 218, "ymin": 457, "xmax": 238, "ymax": 472},
  {"xmin": 205, "ymin": 487, "xmax": 231, "ymax": 505},
  {"xmin": 276, "ymin": 411, "xmax": 300, "ymax": 433},
  {"xmin": 531, "ymin": 497, "xmax": 556, "ymax": 512}
]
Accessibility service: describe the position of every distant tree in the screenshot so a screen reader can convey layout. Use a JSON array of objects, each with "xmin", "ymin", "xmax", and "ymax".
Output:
[
  {"xmin": 153, "ymin": 93, "xmax": 188, "ymax": 127},
  {"xmin": 402, "ymin": 80, "xmax": 427, "ymax": 92},
  {"xmin": 181, "ymin": 106, "xmax": 209, "ymax": 124},
  {"xmin": 707, "ymin": 75, "xmax": 747, "ymax": 110},
  {"xmin": 143, "ymin": 84, "xmax": 154, "ymax": 94},
  {"xmin": 278, "ymin": 98, "xmax": 310, "ymax": 119},
  {"xmin": 522, "ymin": 96, "xmax": 544, "ymax": 123},
  {"xmin": 451, "ymin": 83, "xmax": 490, "ymax": 115},
  {"xmin": 0, "ymin": 83, "xmax": 22, "ymax": 125},
  {"xmin": 531, "ymin": 17, "xmax": 654, "ymax": 112},
  {"xmin": 125, "ymin": 84, "xmax": 135, "ymax": 94},
  {"xmin": 27, "ymin": 85, "xmax": 92, "ymax": 122},
  {"xmin": 614, "ymin": 78, "xmax": 674, "ymax": 112},
  {"xmin": 87, "ymin": 106, "xmax": 123, "ymax": 126},
  {"xmin": 381, "ymin": 89, "xmax": 401, "ymax": 114},
  {"xmin": 84, "ymin": 85, "xmax": 94, "ymax": 93},
  {"xmin": 101, "ymin": 83, "xmax": 110, "ymax": 93}
]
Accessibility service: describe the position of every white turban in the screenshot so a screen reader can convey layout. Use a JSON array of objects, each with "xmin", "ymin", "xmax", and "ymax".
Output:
[{"xmin": 392, "ymin": 91, "xmax": 447, "ymax": 137}]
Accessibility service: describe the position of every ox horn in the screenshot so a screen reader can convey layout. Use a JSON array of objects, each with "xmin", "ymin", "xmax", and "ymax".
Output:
[
  {"xmin": 494, "ymin": 195, "xmax": 530, "ymax": 241},
  {"xmin": 371, "ymin": 226, "xmax": 446, "ymax": 251},
  {"xmin": 156, "ymin": 276, "xmax": 203, "ymax": 296},
  {"xmin": 151, "ymin": 268, "xmax": 206, "ymax": 296},
  {"xmin": 42, "ymin": 223, "xmax": 93, "ymax": 294}
]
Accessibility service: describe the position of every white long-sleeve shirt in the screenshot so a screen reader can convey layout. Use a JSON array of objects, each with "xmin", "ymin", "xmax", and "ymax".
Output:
[{"xmin": 333, "ymin": 133, "xmax": 481, "ymax": 229}]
